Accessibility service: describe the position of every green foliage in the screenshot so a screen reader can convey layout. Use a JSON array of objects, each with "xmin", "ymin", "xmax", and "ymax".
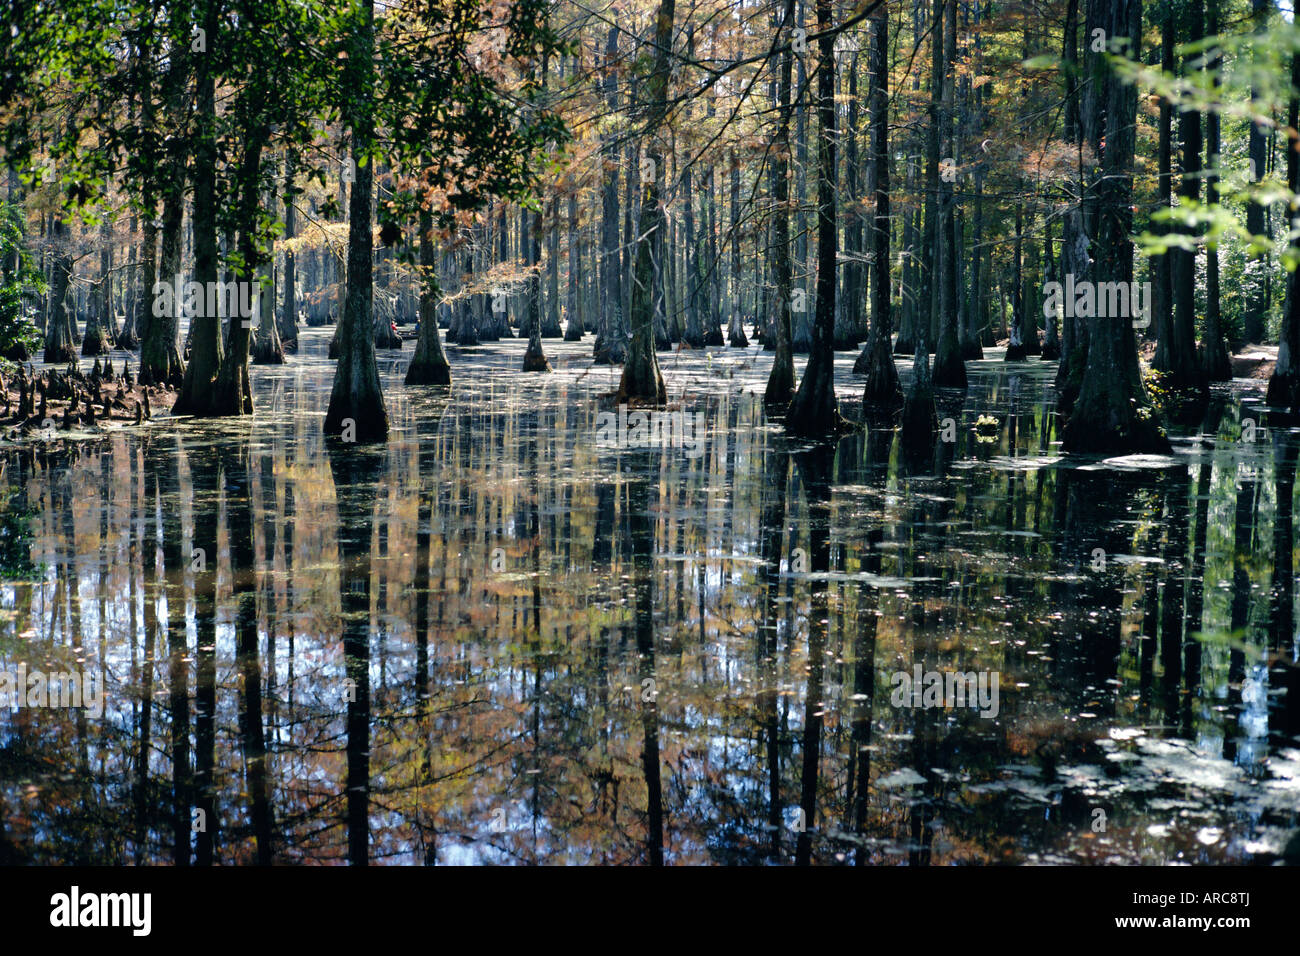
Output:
[
  {"xmin": 0, "ymin": 487, "xmax": 42, "ymax": 581},
  {"xmin": 378, "ymin": 0, "xmax": 573, "ymax": 266},
  {"xmin": 1116, "ymin": 18, "xmax": 1300, "ymax": 263},
  {"xmin": 0, "ymin": 202, "xmax": 44, "ymax": 362}
]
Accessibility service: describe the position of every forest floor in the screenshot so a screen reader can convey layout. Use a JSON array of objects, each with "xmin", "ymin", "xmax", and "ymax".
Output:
[
  {"xmin": 1132, "ymin": 340, "xmax": 1277, "ymax": 379},
  {"xmin": 0, "ymin": 355, "xmax": 178, "ymax": 440},
  {"xmin": 1230, "ymin": 344, "xmax": 1277, "ymax": 379}
]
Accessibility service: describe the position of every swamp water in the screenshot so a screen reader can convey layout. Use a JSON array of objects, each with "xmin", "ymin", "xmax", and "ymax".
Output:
[{"xmin": 0, "ymin": 329, "xmax": 1297, "ymax": 865}]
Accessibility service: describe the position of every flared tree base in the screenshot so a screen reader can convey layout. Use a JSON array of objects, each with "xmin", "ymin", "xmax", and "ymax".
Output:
[
  {"xmin": 1202, "ymin": 342, "xmax": 1232, "ymax": 382},
  {"xmin": 932, "ymin": 347, "xmax": 968, "ymax": 389},
  {"xmin": 615, "ymin": 365, "xmax": 665, "ymax": 407},
  {"xmin": 405, "ymin": 356, "xmax": 451, "ymax": 386},
  {"xmin": 522, "ymin": 349, "xmax": 552, "ymax": 372},
  {"xmin": 45, "ymin": 344, "xmax": 77, "ymax": 365},
  {"xmin": 592, "ymin": 339, "xmax": 626, "ymax": 365},
  {"xmin": 1267, "ymin": 370, "xmax": 1298, "ymax": 410},
  {"xmin": 82, "ymin": 330, "xmax": 113, "ymax": 357},
  {"xmin": 251, "ymin": 341, "xmax": 286, "ymax": 365},
  {"xmin": 1061, "ymin": 407, "xmax": 1170, "ymax": 455}
]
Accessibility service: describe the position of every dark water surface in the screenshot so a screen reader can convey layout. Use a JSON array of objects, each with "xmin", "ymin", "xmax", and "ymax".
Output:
[{"xmin": 1, "ymin": 329, "xmax": 1298, "ymax": 865}]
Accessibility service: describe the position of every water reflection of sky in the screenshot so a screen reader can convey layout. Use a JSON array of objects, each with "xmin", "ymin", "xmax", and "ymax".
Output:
[{"xmin": 0, "ymin": 331, "xmax": 1297, "ymax": 865}]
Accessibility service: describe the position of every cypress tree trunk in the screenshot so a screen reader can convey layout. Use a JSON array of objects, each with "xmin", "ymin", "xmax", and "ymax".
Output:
[
  {"xmin": 1168, "ymin": 0, "xmax": 1206, "ymax": 391},
  {"xmin": 595, "ymin": 28, "xmax": 625, "ymax": 365},
  {"xmin": 921, "ymin": 0, "xmax": 940, "ymax": 354},
  {"xmin": 705, "ymin": 165, "xmax": 724, "ymax": 346},
  {"xmin": 728, "ymin": 153, "xmax": 749, "ymax": 347},
  {"xmin": 140, "ymin": 183, "xmax": 185, "ymax": 386},
  {"xmin": 1266, "ymin": 50, "xmax": 1300, "ymax": 408},
  {"xmin": 792, "ymin": 1, "xmax": 813, "ymax": 355},
  {"xmin": 82, "ymin": 277, "xmax": 113, "ymax": 356},
  {"xmin": 138, "ymin": 8, "xmax": 185, "ymax": 387},
  {"xmin": 405, "ymin": 208, "xmax": 452, "ymax": 386},
  {"xmin": 1062, "ymin": 0, "xmax": 1168, "ymax": 454},
  {"xmin": 119, "ymin": 251, "xmax": 141, "ymax": 349},
  {"xmin": 785, "ymin": 0, "xmax": 846, "ymax": 436},
  {"xmin": 544, "ymin": 198, "xmax": 562, "ymax": 337},
  {"xmin": 523, "ymin": 209, "xmax": 552, "ymax": 372},
  {"xmin": 932, "ymin": 0, "xmax": 967, "ymax": 387},
  {"xmin": 681, "ymin": 134, "xmax": 702, "ymax": 348},
  {"xmin": 763, "ymin": 0, "xmax": 798, "ymax": 408},
  {"xmin": 1201, "ymin": 0, "xmax": 1230, "ymax": 380},
  {"xmin": 1056, "ymin": 0, "xmax": 1089, "ymax": 398},
  {"xmin": 251, "ymin": 262, "xmax": 284, "ymax": 364},
  {"xmin": 175, "ymin": 4, "xmax": 223, "ymax": 412},
  {"xmin": 857, "ymin": 3, "xmax": 903, "ymax": 410},
  {"xmin": 614, "ymin": 0, "xmax": 672, "ymax": 405},
  {"xmin": 211, "ymin": 130, "xmax": 267, "ymax": 415},
  {"xmin": 836, "ymin": 50, "xmax": 863, "ymax": 352},
  {"xmin": 43, "ymin": 221, "xmax": 77, "ymax": 364},
  {"xmin": 279, "ymin": 157, "xmax": 299, "ymax": 351},
  {"xmin": 901, "ymin": 330, "xmax": 937, "ymax": 454},
  {"xmin": 1243, "ymin": 0, "xmax": 1270, "ymax": 343},
  {"xmin": 895, "ymin": 161, "xmax": 918, "ymax": 353},
  {"xmin": 564, "ymin": 191, "xmax": 583, "ymax": 341},
  {"xmin": 961, "ymin": 12, "xmax": 986, "ymax": 362},
  {"xmin": 622, "ymin": 135, "xmax": 636, "ymax": 334},
  {"xmin": 1020, "ymin": 15, "xmax": 1041, "ymax": 367},
  {"xmin": 373, "ymin": 303, "xmax": 402, "ymax": 349},
  {"xmin": 452, "ymin": 242, "xmax": 478, "ymax": 345},
  {"xmin": 1041, "ymin": 223, "xmax": 1061, "ymax": 358},
  {"xmin": 1152, "ymin": 10, "xmax": 1174, "ymax": 369},
  {"xmin": 967, "ymin": 157, "xmax": 986, "ymax": 358},
  {"xmin": 1006, "ymin": 198, "xmax": 1027, "ymax": 359},
  {"xmin": 129, "ymin": 208, "xmax": 156, "ymax": 353},
  {"xmin": 323, "ymin": 0, "xmax": 389, "ymax": 442}
]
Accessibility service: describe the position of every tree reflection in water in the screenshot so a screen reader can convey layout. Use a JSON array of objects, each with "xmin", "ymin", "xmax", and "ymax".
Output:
[{"xmin": 0, "ymin": 339, "xmax": 1297, "ymax": 865}]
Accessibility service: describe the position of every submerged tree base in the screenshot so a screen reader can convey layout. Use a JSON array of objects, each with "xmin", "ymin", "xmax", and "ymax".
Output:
[
  {"xmin": 1061, "ymin": 406, "xmax": 1171, "ymax": 455},
  {"xmin": 251, "ymin": 339, "xmax": 286, "ymax": 365},
  {"xmin": 522, "ymin": 349, "xmax": 552, "ymax": 372},
  {"xmin": 44, "ymin": 344, "xmax": 77, "ymax": 365},
  {"xmin": 932, "ymin": 347, "xmax": 968, "ymax": 389},
  {"xmin": 81, "ymin": 329, "xmax": 113, "ymax": 357},
  {"xmin": 858, "ymin": 331, "xmax": 904, "ymax": 411},
  {"xmin": 1267, "ymin": 370, "xmax": 1298, "ymax": 410},
  {"xmin": 592, "ymin": 340, "xmax": 626, "ymax": 366},
  {"xmin": 406, "ymin": 356, "xmax": 451, "ymax": 386},
  {"xmin": 615, "ymin": 365, "xmax": 665, "ymax": 406}
]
